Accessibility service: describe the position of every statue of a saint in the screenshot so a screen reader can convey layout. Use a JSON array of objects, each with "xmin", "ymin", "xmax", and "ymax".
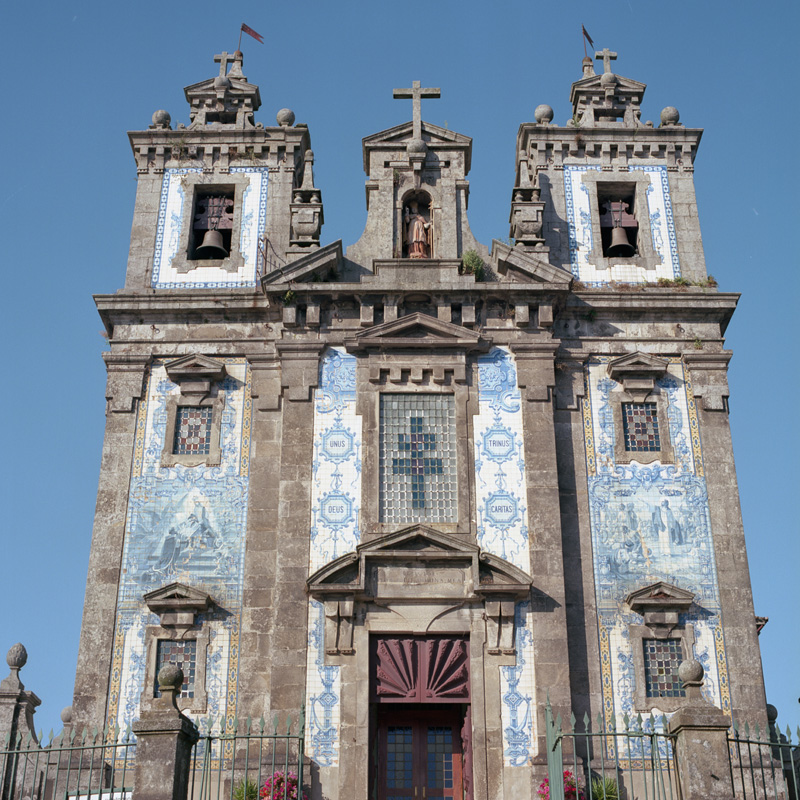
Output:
[{"xmin": 404, "ymin": 200, "xmax": 431, "ymax": 258}]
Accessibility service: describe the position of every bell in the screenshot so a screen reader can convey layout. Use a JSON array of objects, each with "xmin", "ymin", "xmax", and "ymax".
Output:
[
  {"xmin": 195, "ymin": 229, "xmax": 228, "ymax": 259},
  {"xmin": 607, "ymin": 225, "xmax": 635, "ymax": 257}
]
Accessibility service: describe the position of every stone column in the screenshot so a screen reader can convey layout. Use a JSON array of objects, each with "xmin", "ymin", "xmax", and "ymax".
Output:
[
  {"xmin": 668, "ymin": 660, "xmax": 735, "ymax": 800},
  {"xmin": 131, "ymin": 665, "xmax": 199, "ymax": 800},
  {"xmin": 0, "ymin": 644, "xmax": 41, "ymax": 800}
]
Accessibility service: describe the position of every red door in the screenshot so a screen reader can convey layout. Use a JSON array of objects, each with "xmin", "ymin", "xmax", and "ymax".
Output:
[{"xmin": 377, "ymin": 708, "xmax": 464, "ymax": 800}]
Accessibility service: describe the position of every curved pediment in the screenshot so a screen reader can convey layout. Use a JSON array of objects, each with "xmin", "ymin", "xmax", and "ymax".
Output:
[{"xmin": 307, "ymin": 527, "xmax": 531, "ymax": 602}]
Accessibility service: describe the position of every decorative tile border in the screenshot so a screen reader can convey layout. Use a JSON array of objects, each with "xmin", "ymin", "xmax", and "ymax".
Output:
[
  {"xmin": 151, "ymin": 167, "xmax": 268, "ymax": 288},
  {"xmin": 581, "ymin": 357, "xmax": 730, "ymax": 739},
  {"xmin": 563, "ymin": 164, "xmax": 680, "ymax": 285},
  {"xmin": 106, "ymin": 359, "xmax": 251, "ymax": 736}
]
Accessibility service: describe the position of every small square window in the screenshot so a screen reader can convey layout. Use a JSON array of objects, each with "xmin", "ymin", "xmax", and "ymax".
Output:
[
  {"xmin": 643, "ymin": 638, "xmax": 685, "ymax": 698},
  {"xmin": 622, "ymin": 402, "xmax": 660, "ymax": 452},
  {"xmin": 154, "ymin": 639, "xmax": 197, "ymax": 698},
  {"xmin": 172, "ymin": 406, "xmax": 213, "ymax": 455}
]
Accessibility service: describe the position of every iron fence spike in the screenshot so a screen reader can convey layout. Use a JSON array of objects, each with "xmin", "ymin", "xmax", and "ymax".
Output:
[
  {"xmin": 622, "ymin": 712, "xmax": 630, "ymax": 731},
  {"xmin": 583, "ymin": 712, "xmax": 591, "ymax": 733},
  {"xmin": 37, "ymin": 728, "xmax": 43, "ymax": 743},
  {"xmin": 48, "ymin": 728, "xmax": 54, "ymax": 744},
  {"xmin": 259, "ymin": 715, "xmax": 266, "ymax": 734},
  {"xmin": 286, "ymin": 715, "xmax": 292, "ymax": 734},
  {"xmin": 636, "ymin": 712, "xmax": 643, "ymax": 730},
  {"xmin": 246, "ymin": 716, "xmax": 252, "ymax": 733},
  {"xmin": 570, "ymin": 712, "xmax": 576, "ymax": 733},
  {"xmin": 754, "ymin": 722, "xmax": 761, "ymax": 739},
  {"xmin": 744, "ymin": 721, "xmax": 751, "ymax": 737},
  {"xmin": 273, "ymin": 714, "xmax": 280, "ymax": 733}
]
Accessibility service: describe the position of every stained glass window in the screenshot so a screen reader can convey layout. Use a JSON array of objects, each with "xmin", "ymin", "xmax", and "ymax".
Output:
[
  {"xmin": 643, "ymin": 638, "xmax": 685, "ymax": 698},
  {"xmin": 172, "ymin": 406, "xmax": 213, "ymax": 455},
  {"xmin": 622, "ymin": 402, "xmax": 660, "ymax": 452},
  {"xmin": 154, "ymin": 639, "xmax": 197, "ymax": 698},
  {"xmin": 379, "ymin": 395, "xmax": 457, "ymax": 524}
]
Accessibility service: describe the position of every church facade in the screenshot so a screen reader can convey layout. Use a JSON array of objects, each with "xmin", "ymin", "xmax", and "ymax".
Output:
[{"xmin": 70, "ymin": 48, "xmax": 767, "ymax": 799}]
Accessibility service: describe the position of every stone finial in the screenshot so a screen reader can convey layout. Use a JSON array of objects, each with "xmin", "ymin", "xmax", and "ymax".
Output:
[
  {"xmin": 228, "ymin": 50, "xmax": 245, "ymax": 80},
  {"xmin": 660, "ymin": 106, "xmax": 680, "ymax": 126},
  {"xmin": 1, "ymin": 643, "xmax": 27, "ymax": 691},
  {"xmin": 301, "ymin": 149, "xmax": 316, "ymax": 191},
  {"xmin": 678, "ymin": 658, "xmax": 705, "ymax": 702},
  {"xmin": 6, "ymin": 643, "xmax": 27, "ymax": 669},
  {"xmin": 276, "ymin": 108, "xmax": 295, "ymax": 127},
  {"xmin": 534, "ymin": 104, "xmax": 554, "ymax": 124},
  {"xmin": 766, "ymin": 703, "xmax": 778, "ymax": 724},
  {"xmin": 581, "ymin": 56, "xmax": 595, "ymax": 78},
  {"xmin": 151, "ymin": 110, "xmax": 171, "ymax": 130},
  {"xmin": 157, "ymin": 664, "xmax": 184, "ymax": 709},
  {"xmin": 60, "ymin": 706, "xmax": 73, "ymax": 725}
]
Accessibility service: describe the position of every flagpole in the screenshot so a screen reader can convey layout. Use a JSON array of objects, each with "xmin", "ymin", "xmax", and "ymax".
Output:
[
  {"xmin": 583, "ymin": 30, "xmax": 587, "ymax": 58},
  {"xmin": 237, "ymin": 26, "xmax": 243, "ymax": 52}
]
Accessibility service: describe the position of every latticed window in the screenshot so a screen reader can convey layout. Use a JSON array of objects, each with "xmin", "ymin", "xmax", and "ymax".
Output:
[
  {"xmin": 172, "ymin": 406, "xmax": 213, "ymax": 455},
  {"xmin": 643, "ymin": 638, "xmax": 685, "ymax": 698},
  {"xmin": 379, "ymin": 395, "xmax": 457, "ymax": 524},
  {"xmin": 622, "ymin": 402, "xmax": 660, "ymax": 452},
  {"xmin": 154, "ymin": 639, "xmax": 197, "ymax": 698}
]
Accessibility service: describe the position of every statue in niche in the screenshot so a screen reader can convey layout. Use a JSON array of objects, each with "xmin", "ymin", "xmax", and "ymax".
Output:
[{"xmin": 404, "ymin": 199, "xmax": 432, "ymax": 258}]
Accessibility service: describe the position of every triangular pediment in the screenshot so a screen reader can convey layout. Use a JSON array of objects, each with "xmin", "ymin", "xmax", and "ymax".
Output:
[
  {"xmin": 572, "ymin": 74, "xmax": 646, "ymax": 94},
  {"xmin": 358, "ymin": 525, "xmax": 480, "ymax": 556},
  {"xmin": 261, "ymin": 240, "xmax": 343, "ymax": 285},
  {"xmin": 491, "ymin": 240, "xmax": 573, "ymax": 285},
  {"xmin": 165, "ymin": 354, "xmax": 227, "ymax": 384},
  {"xmin": 144, "ymin": 582, "xmax": 212, "ymax": 610},
  {"xmin": 625, "ymin": 581, "xmax": 694, "ymax": 613},
  {"xmin": 363, "ymin": 121, "xmax": 471, "ymax": 148},
  {"xmin": 348, "ymin": 312, "xmax": 488, "ymax": 353},
  {"xmin": 607, "ymin": 351, "xmax": 669, "ymax": 381}
]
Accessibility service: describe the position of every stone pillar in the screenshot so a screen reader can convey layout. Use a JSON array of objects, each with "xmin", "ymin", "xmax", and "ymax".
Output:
[
  {"xmin": 0, "ymin": 644, "xmax": 41, "ymax": 800},
  {"xmin": 668, "ymin": 660, "xmax": 734, "ymax": 800},
  {"xmin": 132, "ymin": 665, "xmax": 199, "ymax": 800}
]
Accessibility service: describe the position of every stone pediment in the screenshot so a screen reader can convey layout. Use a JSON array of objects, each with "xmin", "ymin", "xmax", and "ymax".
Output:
[
  {"xmin": 571, "ymin": 73, "xmax": 645, "ymax": 95},
  {"xmin": 362, "ymin": 121, "xmax": 472, "ymax": 171},
  {"xmin": 607, "ymin": 352, "xmax": 668, "ymax": 389},
  {"xmin": 261, "ymin": 240, "xmax": 343, "ymax": 285},
  {"xmin": 625, "ymin": 581, "xmax": 695, "ymax": 614},
  {"xmin": 307, "ymin": 526, "xmax": 531, "ymax": 602},
  {"xmin": 491, "ymin": 240, "xmax": 573, "ymax": 285},
  {"xmin": 346, "ymin": 312, "xmax": 489, "ymax": 353},
  {"xmin": 165, "ymin": 354, "xmax": 227, "ymax": 384},
  {"xmin": 144, "ymin": 582, "xmax": 213, "ymax": 630}
]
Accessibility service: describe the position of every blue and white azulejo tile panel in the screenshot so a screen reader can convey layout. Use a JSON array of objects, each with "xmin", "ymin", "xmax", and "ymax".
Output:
[
  {"xmin": 151, "ymin": 167, "xmax": 268, "ymax": 289},
  {"xmin": 582, "ymin": 358, "xmax": 730, "ymax": 728},
  {"xmin": 474, "ymin": 348, "xmax": 536, "ymax": 764},
  {"xmin": 474, "ymin": 347, "xmax": 530, "ymax": 572},
  {"xmin": 563, "ymin": 164, "xmax": 680, "ymax": 285},
  {"xmin": 107, "ymin": 359, "xmax": 251, "ymax": 735},
  {"xmin": 304, "ymin": 347, "xmax": 362, "ymax": 766}
]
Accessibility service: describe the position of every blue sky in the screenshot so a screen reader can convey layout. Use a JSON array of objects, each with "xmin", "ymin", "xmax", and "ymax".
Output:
[{"xmin": 1, "ymin": 0, "xmax": 797, "ymax": 738}]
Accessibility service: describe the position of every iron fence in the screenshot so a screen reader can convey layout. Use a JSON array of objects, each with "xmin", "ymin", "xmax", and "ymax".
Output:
[
  {"xmin": 188, "ymin": 708, "xmax": 306, "ymax": 800},
  {"xmin": 544, "ymin": 700, "xmax": 679, "ymax": 800},
  {"xmin": 728, "ymin": 721, "xmax": 800, "ymax": 800},
  {"xmin": 1, "ymin": 725, "xmax": 134, "ymax": 800}
]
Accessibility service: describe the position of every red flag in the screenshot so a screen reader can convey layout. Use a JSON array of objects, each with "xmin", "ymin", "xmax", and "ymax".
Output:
[
  {"xmin": 582, "ymin": 25, "xmax": 595, "ymax": 49},
  {"xmin": 241, "ymin": 23, "xmax": 264, "ymax": 44}
]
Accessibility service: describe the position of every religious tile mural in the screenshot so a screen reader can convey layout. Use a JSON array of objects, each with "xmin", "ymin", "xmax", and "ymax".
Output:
[
  {"xmin": 305, "ymin": 347, "xmax": 362, "ymax": 766},
  {"xmin": 582, "ymin": 357, "xmax": 730, "ymax": 737},
  {"xmin": 106, "ymin": 359, "xmax": 251, "ymax": 736},
  {"xmin": 564, "ymin": 164, "xmax": 680, "ymax": 285},
  {"xmin": 151, "ymin": 166, "xmax": 268, "ymax": 289},
  {"xmin": 474, "ymin": 348, "xmax": 536, "ymax": 765}
]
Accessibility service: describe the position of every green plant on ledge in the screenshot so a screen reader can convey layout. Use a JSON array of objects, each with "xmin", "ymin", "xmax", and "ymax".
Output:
[
  {"xmin": 461, "ymin": 250, "xmax": 485, "ymax": 281},
  {"xmin": 281, "ymin": 289, "xmax": 296, "ymax": 305}
]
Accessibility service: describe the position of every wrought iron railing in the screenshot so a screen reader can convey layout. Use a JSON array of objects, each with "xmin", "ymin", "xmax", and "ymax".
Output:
[
  {"xmin": 544, "ymin": 700, "xmax": 679, "ymax": 800},
  {"xmin": 188, "ymin": 708, "xmax": 306, "ymax": 800},
  {"xmin": 728, "ymin": 721, "xmax": 800, "ymax": 800},
  {"xmin": 1, "ymin": 725, "xmax": 134, "ymax": 800}
]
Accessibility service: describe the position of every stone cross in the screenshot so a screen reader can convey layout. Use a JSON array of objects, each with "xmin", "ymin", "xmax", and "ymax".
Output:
[
  {"xmin": 393, "ymin": 81, "xmax": 441, "ymax": 140},
  {"xmin": 595, "ymin": 48, "xmax": 618, "ymax": 74},
  {"xmin": 214, "ymin": 52, "xmax": 234, "ymax": 78}
]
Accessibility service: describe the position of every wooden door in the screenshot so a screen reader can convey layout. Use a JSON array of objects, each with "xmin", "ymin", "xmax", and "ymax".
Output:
[{"xmin": 377, "ymin": 708, "xmax": 463, "ymax": 800}]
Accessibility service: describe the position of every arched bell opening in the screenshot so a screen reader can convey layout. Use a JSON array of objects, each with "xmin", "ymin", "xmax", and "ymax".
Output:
[{"xmin": 401, "ymin": 190, "xmax": 434, "ymax": 259}]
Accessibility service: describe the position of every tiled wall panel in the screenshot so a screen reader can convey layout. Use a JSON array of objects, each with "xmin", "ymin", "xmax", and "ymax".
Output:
[
  {"xmin": 106, "ymin": 360, "xmax": 251, "ymax": 734},
  {"xmin": 582, "ymin": 358, "xmax": 729, "ymax": 736}
]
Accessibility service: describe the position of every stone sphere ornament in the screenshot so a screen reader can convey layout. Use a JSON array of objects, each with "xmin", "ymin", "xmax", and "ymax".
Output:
[
  {"xmin": 151, "ymin": 109, "xmax": 171, "ymax": 129},
  {"xmin": 677, "ymin": 658, "xmax": 704, "ymax": 685},
  {"xmin": 276, "ymin": 108, "xmax": 296, "ymax": 127},
  {"xmin": 661, "ymin": 106, "xmax": 680, "ymax": 126},
  {"xmin": 6, "ymin": 643, "xmax": 27, "ymax": 669},
  {"xmin": 534, "ymin": 104, "xmax": 554, "ymax": 124},
  {"xmin": 407, "ymin": 137, "xmax": 427, "ymax": 155},
  {"xmin": 60, "ymin": 706, "xmax": 73, "ymax": 724},
  {"xmin": 600, "ymin": 71, "xmax": 618, "ymax": 88},
  {"xmin": 157, "ymin": 663, "xmax": 184, "ymax": 691},
  {"xmin": 766, "ymin": 704, "xmax": 778, "ymax": 723}
]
